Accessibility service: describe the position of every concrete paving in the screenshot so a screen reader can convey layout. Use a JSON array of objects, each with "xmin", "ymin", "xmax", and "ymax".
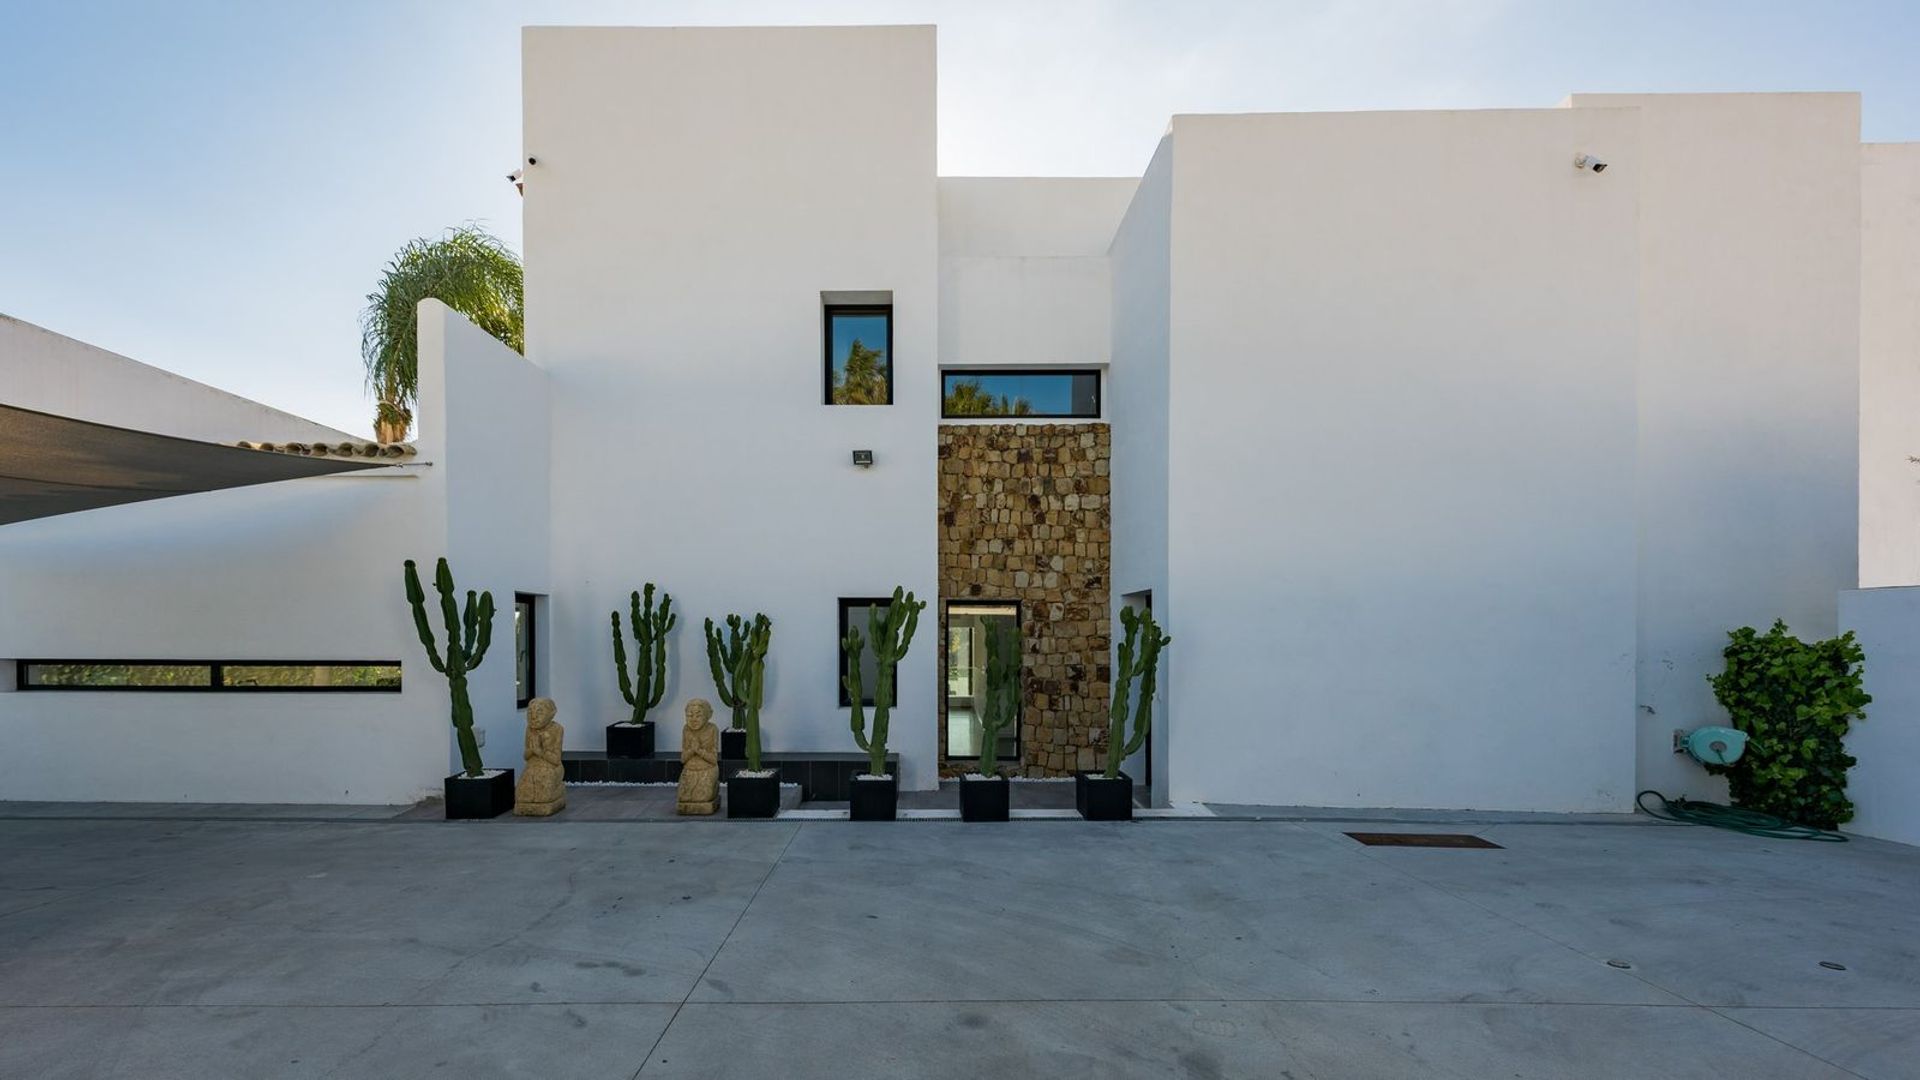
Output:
[{"xmin": 0, "ymin": 813, "xmax": 1915, "ymax": 1078}]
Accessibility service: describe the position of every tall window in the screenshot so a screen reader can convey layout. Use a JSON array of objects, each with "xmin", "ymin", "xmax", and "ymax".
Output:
[
  {"xmin": 942, "ymin": 369, "xmax": 1100, "ymax": 419},
  {"xmin": 825, "ymin": 305, "xmax": 893, "ymax": 405},
  {"xmin": 514, "ymin": 594, "xmax": 536, "ymax": 709},
  {"xmin": 838, "ymin": 597, "xmax": 898, "ymax": 706},
  {"xmin": 945, "ymin": 602, "xmax": 1020, "ymax": 761}
]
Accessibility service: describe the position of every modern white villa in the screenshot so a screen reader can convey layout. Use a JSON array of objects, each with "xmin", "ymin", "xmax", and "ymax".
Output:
[{"xmin": 3, "ymin": 26, "xmax": 1918, "ymax": 839}]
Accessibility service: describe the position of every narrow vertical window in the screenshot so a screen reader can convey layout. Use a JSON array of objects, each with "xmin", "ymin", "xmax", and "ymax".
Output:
[
  {"xmin": 825, "ymin": 305, "xmax": 893, "ymax": 405},
  {"xmin": 514, "ymin": 594, "xmax": 536, "ymax": 709}
]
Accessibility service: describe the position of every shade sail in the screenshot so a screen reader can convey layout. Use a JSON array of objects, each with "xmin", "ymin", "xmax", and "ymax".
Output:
[{"xmin": 0, "ymin": 404, "xmax": 393, "ymax": 525}]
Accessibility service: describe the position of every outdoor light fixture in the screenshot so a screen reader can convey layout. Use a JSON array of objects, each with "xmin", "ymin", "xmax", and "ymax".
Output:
[
  {"xmin": 1573, "ymin": 153, "xmax": 1609, "ymax": 173},
  {"xmin": 851, "ymin": 450, "xmax": 874, "ymax": 468}
]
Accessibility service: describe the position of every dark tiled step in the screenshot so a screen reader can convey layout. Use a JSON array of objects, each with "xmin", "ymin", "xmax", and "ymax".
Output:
[{"xmin": 562, "ymin": 750, "xmax": 898, "ymax": 802}]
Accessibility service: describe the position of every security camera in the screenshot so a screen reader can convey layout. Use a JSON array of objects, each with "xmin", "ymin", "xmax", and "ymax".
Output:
[{"xmin": 1574, "ymin": 153, "xmax": 1608, "ymax": 173}]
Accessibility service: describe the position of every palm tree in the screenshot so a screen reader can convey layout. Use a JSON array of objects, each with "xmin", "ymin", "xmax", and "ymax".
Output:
[{"xmin": 361, "ymin": 225, "xmax": 523, "ymax": 442}]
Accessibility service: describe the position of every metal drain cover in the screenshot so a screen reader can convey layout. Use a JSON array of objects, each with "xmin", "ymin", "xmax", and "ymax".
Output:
[{"xmin": 1345, "ymin": 832, "xmax": 1502, "ymax": 849}]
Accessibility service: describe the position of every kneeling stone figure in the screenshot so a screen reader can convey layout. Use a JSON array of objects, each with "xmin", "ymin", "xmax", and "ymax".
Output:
[
  {"xmin": 514, "ymin": 698, "xmax": 566, "ymax": 817},
  {"xmin": 677, "ymin": 699, "xmax": 719, "ymax": 816}
]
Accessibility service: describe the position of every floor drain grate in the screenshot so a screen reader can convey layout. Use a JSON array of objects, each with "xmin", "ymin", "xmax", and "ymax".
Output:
[{"xmin": 1345, "ymin": 832, "xmax": 1503, "ymax": 849}]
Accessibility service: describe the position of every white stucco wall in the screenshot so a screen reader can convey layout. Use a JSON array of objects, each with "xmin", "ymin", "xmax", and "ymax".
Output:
[
  {"xmin": 523, "ymin": 26, "xmax": 941, "ymax": 787},
  {"xmin": 1106, "ymin": 138, "xmax": 1173, "ymax": 806},
  {"xmin": 0, "ymin": 303, "xmax": 546, "ymax": 803},
  {"xmin": 1837, "ymin": 587, "xmax": 1920, "ymax": 847},
  {"xmin": 0, "ymin": 315, "xmax": 444, "ymax": 803},
  {"xmin": 420, "ymin": 300, "xmax": 554, "ymax": 775},
  {"xmin": 1859, "ymin": 143, "xmax": 1920, "ymax": 589},
  {"xmin": 938, "ymin": 178, "xmax": 1135, "ymax": 374},
  {"xmin": 1163, "ymin": 108, "xmax": 1643, "ymax": 811},
  {"xmin": 1571, "ymin": 94, "xmax": 1863, "ymax": 802}
]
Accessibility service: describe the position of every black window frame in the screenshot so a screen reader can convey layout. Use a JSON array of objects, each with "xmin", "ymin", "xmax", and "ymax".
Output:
[
  {"xmin": 837, "ymin": 596, "xmax": 900, "ymax": 708},
  {"xmin": 824, "ymin": 304, "xmax": 895, "ymax": 406},
  {"xmin": 514, "ymin": 593, "xmax": 537, "ymax": 710},
  {"xmin": 943, "ymin": 599, "xmax": 1023, "ymax": 762},
  {"xmin": 940, "ymin": 367, "xmax": 1102, "ymax": 420},
  {"xmin": 14, "ymin": 660, "xmax": 403, "ymax": 693}
]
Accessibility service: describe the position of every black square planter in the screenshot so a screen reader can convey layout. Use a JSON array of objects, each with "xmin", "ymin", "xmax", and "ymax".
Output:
[
  {"xmin": 444, "ymin": 769, "xmax": 515, "ymax": 820},
  {"xmin": 721, "ymin": 728, "xmax": 748, "ymax": 761},
  {"xmin": 726, "ymin": 773, "xmax": 781, "ymax": 819},
  {"xmin": 959, "ymin": 774, "xmax": 1010, "ymax": 822},
  {"xmin": 1076, "ymin": 770, "xmax": 1133, "ymax": 821},
  {"xmin": 605, "ymin": 721, "xmax": 655, "ymax": 759},
  {"xmin": 849, "ymin": 773, "xmax": 898, "ymax": 821}
]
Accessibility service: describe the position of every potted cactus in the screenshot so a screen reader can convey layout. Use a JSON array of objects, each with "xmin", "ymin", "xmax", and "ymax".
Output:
[
  {"xmin": 708, "ymin": 613, "xmax": 776, "ymax": 818},
  {"xmin": 1078, "ymin": 607, "xmax": 1170, "ymax": 821},
  {"xmin": 403, "ymin": 558, "xmax": 511, "ymax": 819},
  {"xmin": 843, "ymin": 586, "xmax": 926, "ymax": 821},
  {"xmin": 706, "ymin": 613, "xmax": 761, "ymax": 762},
  {"xmin": 960, "ymin": 618, "xmax": 1020, "ymax": 822},
  {"xmin": 609, "ymin": 583, "xmax": 675, "ymax": 758}
]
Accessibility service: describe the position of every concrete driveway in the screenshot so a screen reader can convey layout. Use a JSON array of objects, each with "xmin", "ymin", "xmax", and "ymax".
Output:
[{"xmin": 0, "ymin": 810, "xmax": 1915, "ymax": 1078}]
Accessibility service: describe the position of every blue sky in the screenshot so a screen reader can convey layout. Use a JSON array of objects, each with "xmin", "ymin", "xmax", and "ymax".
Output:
[{"xmin": 5, "ymin": 0, "xmax": 1918, "ymax": 436}]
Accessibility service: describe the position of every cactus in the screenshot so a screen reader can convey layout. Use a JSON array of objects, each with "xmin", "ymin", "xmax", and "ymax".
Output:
[
  {"xmin": 403, "ymin": 557, "xmax": 495, "ymax": 777},
  {"xmin": 843, "ymin": 587, "xmax": 926, "ymax": 778},
  {"xmin": 611, "ymin": 583, "xmax": 676, "ymax": 725},
  {"xmin": 706, "ymin": 613, "xmax": 772, "ymax": 770},
  {"xmin": 1103, "ymin": 606, "xmax": 1170, "ymax": 780},
  {"xmin": 975, "ymin": 617, "xmax": 1021, "ymax": 778}
]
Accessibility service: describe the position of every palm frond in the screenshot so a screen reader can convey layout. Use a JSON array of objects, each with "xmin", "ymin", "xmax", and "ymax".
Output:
[{"xmin": 360, "ymin": 224, "xmax": 524, "ymax": 434}]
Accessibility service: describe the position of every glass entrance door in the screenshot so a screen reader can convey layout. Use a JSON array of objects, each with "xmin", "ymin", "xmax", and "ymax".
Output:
[{"xmin": 945, "ymin": 602, "xmax": 1020, "ymax": 762}]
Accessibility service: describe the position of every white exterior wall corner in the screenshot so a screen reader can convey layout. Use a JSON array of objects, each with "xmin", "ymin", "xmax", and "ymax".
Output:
[
  {"xmin": 1107, "ymin": 138, "xmax": 1173, "ymax": 806},
  {"xmin": 1837, "ymin": 587, "xmax": 1920, "ymax": 846},
  {"xmin": 524, "ymin": 26, "xmax": 941, "ymax": 787},
  {"xmin": 1859, "ymin": 143, "xmax": 1920, "ymax": 588},
  {"xmin": 1162, "ymin": 108, "xmax": 1642, "ymax": 811},
  {"xmin": 1570, "ymin": 93, "xmax": 1863, "ymax": 801},
  {"xmin": 419, "ymin": 299, "xmax": 553, "ymax": 776},
  {"xmin": 0, "ymin": 317, "xmax": 452, "ymax": 804},
  {"xmin": 937, "ymin": 178, "xmax": 1136, "ymax": 373}
]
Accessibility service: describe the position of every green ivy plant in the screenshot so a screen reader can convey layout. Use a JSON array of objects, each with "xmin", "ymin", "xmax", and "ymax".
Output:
[{"xmin": 1705, "ymin": 620, "xmax": 1869, "ymax": 830}]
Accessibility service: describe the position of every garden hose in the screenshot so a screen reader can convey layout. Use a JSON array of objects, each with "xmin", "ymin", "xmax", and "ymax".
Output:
[{"xmin": 1637, "ymin": 791, "xmax": 1847, "ymax": 842}]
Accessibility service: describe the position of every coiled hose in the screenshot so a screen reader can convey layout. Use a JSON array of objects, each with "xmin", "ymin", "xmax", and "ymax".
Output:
[{"xmin": 1637, "ymin": 791, "xmax": 1847, "ymax": 842}]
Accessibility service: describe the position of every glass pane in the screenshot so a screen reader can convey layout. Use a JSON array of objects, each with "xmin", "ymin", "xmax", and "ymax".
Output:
[
  {"xmin": 841, "ymin": 601, "xmax": 888, "ymax": 706},
  {"xmin": 223, "ymin": 664, "xmax": 401, "ymax": 688},
  {"xmin": 514, "ymin": 601, "xmax": 532, "ymax": 704},
  {"xmin": 942, "ymin": 371, "xmax": 1099, "ymax": 418},
  {"xmin": 827, "ymin": 310, "xmax": 891, "ymax": 405},
  {"xmin": 24, "ymin": 663, "xmax": 211, "ymax": 688},
  {"xmin": 945, "ymin": 603, "xmax": 1020, "ymax": 760}
]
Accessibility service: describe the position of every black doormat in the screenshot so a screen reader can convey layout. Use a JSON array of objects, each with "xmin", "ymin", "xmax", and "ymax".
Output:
[{"xmin": 1345, "ymin": 832, "xmax": 1502, "ymax": 849}]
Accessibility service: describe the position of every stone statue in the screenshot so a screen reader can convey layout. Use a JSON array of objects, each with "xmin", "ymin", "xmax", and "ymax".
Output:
[
  {"xmin": 513, "ymin": 698, "xmax": 566, "ymax": 817},
  {"xmin": 677, "ymin": 698, "xmax": 720, "ymax": 815}
]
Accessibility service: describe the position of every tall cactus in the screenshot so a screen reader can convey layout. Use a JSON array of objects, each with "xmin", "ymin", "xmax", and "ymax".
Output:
[
  {"xmin": 706, "ymin": 613, "xmax": 772, "ymax": 770},
  {"xmin": 976, "ymin": 617, "xmax": 1021, "ymax": 778},
  {"xmin": 844, "ymin": 586, "xmax": 927, "ymax": 778},
  {"xmin": 403, "ymin": 557, "xmax": 495, "ymax": 777},
  {"xmin": 1104, "ymin": 606, "xmax": 1170, "ymax": 779},
  {"xmin": 611, "ymin": 583, "xmax": 676, "ymax": 725}
]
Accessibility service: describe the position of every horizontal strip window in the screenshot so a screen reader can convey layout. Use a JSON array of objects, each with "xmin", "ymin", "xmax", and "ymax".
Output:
[
  {"xmin": 16, "ymin": 661, "xmax": 402, "ymax": 692},
  {"xmin": 941, "ymin": 369, "xmax": 1101, "ymax": 419}
]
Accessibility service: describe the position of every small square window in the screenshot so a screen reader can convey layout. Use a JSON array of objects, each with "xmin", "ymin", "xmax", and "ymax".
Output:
[{"xmin": 825, "ymin": 305, "xmax": 893, "ymax": 405}]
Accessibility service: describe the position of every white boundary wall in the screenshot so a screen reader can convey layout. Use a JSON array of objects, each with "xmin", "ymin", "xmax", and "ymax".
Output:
[{"xmin": 0, "ymin": 303, "xmax": 544, "ymax": 803}]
